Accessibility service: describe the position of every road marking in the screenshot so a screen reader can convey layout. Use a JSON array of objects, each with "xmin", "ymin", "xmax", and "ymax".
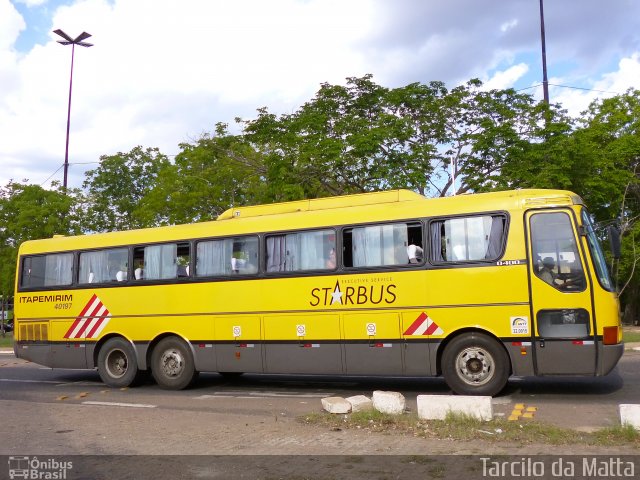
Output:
[
  {"xmin": 56, "ymin": 381, "xmax": 103, "ymax": 387},
  {"xmin": 82, "ymin": 401, "xmax": 156, "ymax": 408},
  {"xmin": 0, "ymin": 378, "xmax": 62, "ymax": 384},
  {"xmin": 194, "ymin": 391, "xmax": 333, "ymax": 400},
  {"xmin": 0, "ymin": 352, "xmax": 14, "ymax": 355}
]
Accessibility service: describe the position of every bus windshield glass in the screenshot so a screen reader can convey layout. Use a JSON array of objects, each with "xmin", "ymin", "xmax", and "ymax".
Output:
[{"xmin": 581, "ymin": 209, "xmax": 614, "ymax": 291}]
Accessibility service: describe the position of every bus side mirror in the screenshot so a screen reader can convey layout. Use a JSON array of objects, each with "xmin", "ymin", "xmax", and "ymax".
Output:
[{"xmin": 608, "ymin": 225, "xmax": 621, "ymax": 259}]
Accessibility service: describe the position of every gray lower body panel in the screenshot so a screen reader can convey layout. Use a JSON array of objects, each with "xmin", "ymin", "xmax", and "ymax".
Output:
[{"xmin": 599, "ymin": 342, "xmax": 624, "ymax": 376}]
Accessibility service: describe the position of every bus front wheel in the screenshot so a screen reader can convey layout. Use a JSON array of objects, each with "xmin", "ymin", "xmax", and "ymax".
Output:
[
  {"xmin": 151, "ymin": 337, "xmax": 197, "ymax": 390},
  {"xmin": 97, "ymin": 337, "xmax": 141, "ymax": 388},
  {"xmin": 442, "ymin": 333, "xmax": 509, "ymax": 396}
]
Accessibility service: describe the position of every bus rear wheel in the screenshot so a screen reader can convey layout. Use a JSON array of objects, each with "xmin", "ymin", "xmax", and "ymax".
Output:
[
  {"xmin": 151, "ymin": 337, "xmax": 197, "ymax": 390},
  {"xmin": 442, "ymin": 333, "xmax": 509, "ymax": 396},
  {"xmin": 97, "ymin": 337, "xmax": 141, "ymax": 388}
]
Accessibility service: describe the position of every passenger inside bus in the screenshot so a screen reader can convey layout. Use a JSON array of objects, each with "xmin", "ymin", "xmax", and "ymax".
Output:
[
  {"xmin": 116, "ymin": 268, "xmax": 127, "ymax": 281},
  {"xmin": 133, "ymin": 259, "xmax": 144, "ymax": 280},
  {"xmin": 326, "ymin": 248, "xmax": 337, "ymax": 269},
  {"xmin": 407, "ymin": 243, "xmax": 424, "ymax": 263}
]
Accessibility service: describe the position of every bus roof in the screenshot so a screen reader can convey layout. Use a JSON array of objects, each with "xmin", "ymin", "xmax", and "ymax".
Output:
[{"xmin": 17, "ymin": 188, "xmax": 583, "ymax": 254}]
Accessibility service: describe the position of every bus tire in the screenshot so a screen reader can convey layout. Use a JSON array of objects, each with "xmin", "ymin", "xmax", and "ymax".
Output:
[
  {"xmin": 442, "ymin": 333, "xmax": 509, "ymax": 396},
  {"xmin": 151, "ymin": 337, "xmax": 197, "ymax": 390},
  {"xmin": 97, "ymin": 337, "xmax": 140, "ymax": 388}
]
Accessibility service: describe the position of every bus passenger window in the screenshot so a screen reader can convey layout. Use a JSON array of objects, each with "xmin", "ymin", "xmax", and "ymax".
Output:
[
  {"xmin": 79, "ymin": 248, "xmax": 128, "ymax": 284},
  {"xmin": 265, "ymin": 230, "xmax": 335, "ymax": 273},
  {"xmin": 132, "ymin": 244, "xmax": 177, "ymax": 280},
  {"xmin": 430, "ymin": 215, "xmax": 505, "ymax": 263},
  {"xmin": 197, "ymin": 236, "xmax": 259, "ymax": 276},
  {"xmin": 21, "ymin": 253, "xmax": 74, "ymax": 288},
  {"xmin": 343, "ymin": 222, "xmax": 421, "ymax": 268}
]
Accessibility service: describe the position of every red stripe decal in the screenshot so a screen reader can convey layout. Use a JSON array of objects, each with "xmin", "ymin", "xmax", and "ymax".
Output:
[
  {"xmin": 77, "ymin": 294, "xmax": 98, "ymax": 319},
  {"xmin": 403, "ymin": 312, "xmax": 428, "ymax": 336},
  {"xmin": 85, "ymin": 313, "xmax": 109, "ymax": 338},
  {"xmin": 75, "ymin": 303, "xmax": 105, "ymax": 338},
  {"xmin": 424, "ymin": 320, "xmax": 440, "ymax": 336},
  {"xmin": 63, "ymin": 294, "xmax": 97, "ymax": 338}
]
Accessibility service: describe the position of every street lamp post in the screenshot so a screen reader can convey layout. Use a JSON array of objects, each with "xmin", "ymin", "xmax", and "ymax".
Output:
[
  {"xmin": 53, "ymin": 29, "xmax": 93, "ymax": 190},
  {"xmin": 538, "ymin": 0, "xmax": 550, "ymax": 104}
]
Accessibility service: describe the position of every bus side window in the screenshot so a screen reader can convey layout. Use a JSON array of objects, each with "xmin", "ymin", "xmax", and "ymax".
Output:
[
  {"xmin": 78, "ymin": 248, "xmax": 128, "ymax": 284},
  {"xmin": 430, "ymin": 214, "xmax": 506, "ymax": 263},
  {"xmin": 265, "ymin": 230, "xmax": 334, "ymax": 273},
  {"xmin": 135, "ymin": 244, "xmax": 177, "ymax": 280},
  {"xmin": 20, "ymin": 254, "xmax": 73, "ymax": 288},
  {"xmin": 197, "ymin": 236, "xmax": 259, "ymax": 276},
  {"xmin": 343, "ymin": 222, "xmax": 421, "ymax": 268}
]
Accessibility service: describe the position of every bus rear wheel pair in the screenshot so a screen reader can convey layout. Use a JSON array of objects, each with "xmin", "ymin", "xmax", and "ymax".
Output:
[{"xmin": 97, "ymin": 336, "xmax": 198, "ymax": 390}]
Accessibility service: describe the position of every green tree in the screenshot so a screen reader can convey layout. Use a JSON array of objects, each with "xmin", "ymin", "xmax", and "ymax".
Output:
[
  {"xmin": 241, "ymin": 75, "xmax": 546, "ymax": 199},
  {"xmin": 144, "ymin": 125, "xmax": 269, "ymax": 225},
  {"xmin": 82, "ymin": 146, "xmax": 170, "ymax": 232},
  {"xmin": 0, "ymin": 182, "xmax": 80, "ymax": 295},
  {"xmin": 575, "ymin": 90, "xmax": 640, "ymax": 324}
]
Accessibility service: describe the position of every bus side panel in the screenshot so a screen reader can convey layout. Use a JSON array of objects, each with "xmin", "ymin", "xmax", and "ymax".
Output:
[
  {"xmin": 48, "ymin": 320, "xmax": 88, "ymax": 369},
  {"xmin": 505, "ymin": 342, "xmax": 536, "ymax": 376},
  {"xmin": 403, "ymin": 340, "xmax": 433, "ymax": 376},
  {"xmin": 263, "ymin": 314, "xmax": 342, "ymax": 374},
  {"xmin": 214, "ymin": 315, "xmax": 263, "ymax": 373},
  {"xmin": 343, "ymin": 312, "xmax": 402, "ymax": 375},
  {"xmin": 50, "ymin": 342, "xmax": 88, "ymax": 368},
  {"xmin": 15, "ymin": 343, "xmax": 52, "ymax": 367}
]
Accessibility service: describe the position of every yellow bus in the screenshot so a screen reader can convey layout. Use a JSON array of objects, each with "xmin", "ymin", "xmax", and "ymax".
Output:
[{"xmin": 13, "ymin": 189, "xmax": 623, "ymax": 395}]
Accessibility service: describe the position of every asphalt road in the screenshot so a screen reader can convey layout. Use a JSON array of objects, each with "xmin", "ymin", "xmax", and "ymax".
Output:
[{"xmin": 0, "ymin": 347, "xmax": 638, "ymax": 458}]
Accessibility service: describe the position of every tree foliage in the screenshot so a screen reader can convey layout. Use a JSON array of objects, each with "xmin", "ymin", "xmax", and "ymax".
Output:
[
  {"xmin": 143, "ymin": 125, "xmax": 270, "ymax": 225},
  {"xmin": 0, "ymin": 182, "xmax": 80, "ymax": 294},
  {"xmin": 82, "ymin": 146, "xmax": 170, "ymax": 232}
]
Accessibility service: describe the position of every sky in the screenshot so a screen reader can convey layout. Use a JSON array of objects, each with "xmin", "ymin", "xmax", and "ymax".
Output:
[{"xmin": 1, "ymin": 0, "xmax": 640, "ymax": 190}]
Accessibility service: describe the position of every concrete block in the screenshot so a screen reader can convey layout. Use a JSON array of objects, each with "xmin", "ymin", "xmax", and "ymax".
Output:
[
  {"xmin": 346, "ymin": 395, "xmax": 373, "ymax": 412},
  {"xmin": 372, "ymin": 390, "xmax": 405, "ymax": 415},
  {"xmin": 321, "ymin": 396, "xmax": 351, "ymax": 414},
  {"xmin": 417, "ymin": 394, "xmax": 493, "ymax": 421},
  {"xmin": 620, "ymin": 404, "xmax": 640, "ymax": 430}
]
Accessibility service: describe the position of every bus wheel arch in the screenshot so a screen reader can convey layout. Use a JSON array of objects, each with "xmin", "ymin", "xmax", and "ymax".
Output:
[
  {"xmin": 96, "ymin": 335, "xmax": 143, "ymax": 388},
  {"xmin": 437, "ymin": 329, "xmax": 511, "ymax": 396},
  {"xmin": 149, "ymin": 334, "xmax": 198, "ymax": 390}
]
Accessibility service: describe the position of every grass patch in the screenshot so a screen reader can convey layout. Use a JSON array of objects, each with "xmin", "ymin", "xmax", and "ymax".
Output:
[
  {"xmin": 301, "ymin": 410, "xmax": 640, "ymax": 447},
  {"xmin": 623, "ymin": 330, "xmax": 640, "ymax": 343},
  {"xmin": 0, "ymin": 332, "xmax": 13, "ymax": 348}
]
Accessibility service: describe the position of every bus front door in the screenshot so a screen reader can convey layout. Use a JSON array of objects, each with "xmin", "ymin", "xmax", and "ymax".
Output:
[{"xmin": 527, "ymin": 210, "xmax": 596, "ymax": 375}]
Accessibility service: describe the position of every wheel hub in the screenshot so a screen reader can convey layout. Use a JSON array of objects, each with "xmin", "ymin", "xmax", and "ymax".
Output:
[
  {"xmin": 160, "ymin": 349, "xmax": 184, "ymax": 377},
  {"xmin": 456, "ymin": 347, "xmax": 494, "ymax": 386},
  {"xmin": 106, "ymin": 349, "xmax": 128, "ymax": 379}
]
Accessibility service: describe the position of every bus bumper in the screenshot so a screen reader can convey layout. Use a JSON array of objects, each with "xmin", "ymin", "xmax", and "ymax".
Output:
[{"xmin": 599, "ymin": 342, "xmax": 624, "ymax": 376}]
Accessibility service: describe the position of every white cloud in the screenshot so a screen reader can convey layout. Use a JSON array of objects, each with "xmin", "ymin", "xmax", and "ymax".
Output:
[
  {"xmin": 0, "ymin": 1, "xmax": 24, "ymax": 50},
  {"xmin": 13, "ymin": 0, "xmax": 48, "ymax": 7},
  {"xmin": 500, "ymin": 19, "xmax": 518, "ymax": 33},
  {"xmin": 1, "ymin": 0, "xmax": 640, "ymax": 189},
  {"xmin": 553, "ymin": 53, "xmax": 640, "ymax": 116},
  {"xmin": 483, "ymin": 63, "xmax": 529, "ymax": 90}
]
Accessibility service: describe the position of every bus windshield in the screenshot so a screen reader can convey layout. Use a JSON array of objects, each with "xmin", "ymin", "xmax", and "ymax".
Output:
[{"xmin": 581, "ymin": 209, "xmax": 614, "ymax": 292}]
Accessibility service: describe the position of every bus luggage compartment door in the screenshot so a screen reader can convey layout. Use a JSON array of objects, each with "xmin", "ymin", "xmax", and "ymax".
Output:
[{"xmin": 343, "ymin": 312, "xmax": 402, "ymax": 375}]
